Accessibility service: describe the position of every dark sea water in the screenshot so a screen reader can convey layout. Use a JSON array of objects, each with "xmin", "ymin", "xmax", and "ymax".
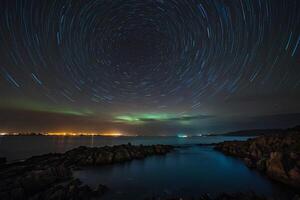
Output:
[
  {"xmin": 0, "ymin": 136, "xmax": 295, "ymax": 199},
  {"xmin": 0, "ymin": 135, "xmax": 248, "ymax": 162}
]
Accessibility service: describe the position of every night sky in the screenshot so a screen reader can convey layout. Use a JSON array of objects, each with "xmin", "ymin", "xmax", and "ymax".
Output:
[{"xmin": 0, "ymin": 0, "xmax": 299, "ymax": 135}]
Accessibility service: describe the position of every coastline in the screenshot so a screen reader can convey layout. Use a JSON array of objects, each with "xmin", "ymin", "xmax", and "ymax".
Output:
[
  {"xmin": 215, "ymin": 132, "xmax": 300, "ymax": 190},
  {"xmin": 0, "ymin": 144, "xmax": 173, "ymax": 200},
  {"xmin": 1, "ymin": 131, "xmax": 299, "ymax": 199}
]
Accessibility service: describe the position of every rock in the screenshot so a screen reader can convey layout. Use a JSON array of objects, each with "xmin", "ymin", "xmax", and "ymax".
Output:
[
  {"xmin": 292, "ymin": 195, "xmax": 300, "ymax": 200},
  {"xmin": 288, "ymin": 167, "xmax": 300, "ymax": 187},
  {"xmin": 149, "ymin": 192, "xmax": 269, "ymax": 200},
  {"xmin": 47, "ymin": 187, "xmax": 65, "ymax": 200},
  {"xmin": 215, "ymin": 131, "xmax": 300, "ymax": 189},
  {"xmin": 94, "ymin": 184, "xmax": 109, "ymax": 196},
  {"xmin": 19, "ymin": 166, "xmax": 72, "ymax": 196},
  {"xmin": 0, "ymin": 157, "xmax": 6, "ymax": 165},
  {"xmin": 10, "ymin": 187, "xmax": 25, "ymax": 199},
  {"xmin": 266, "ymin": 152, "xmax": 288, "ymax": 181},
  {"xmin": 113, "ymin": 148, "xmax": 131, "ymax": 162},
  {"xmin": 0, "ymin": 144, "xmax": 173, "ymax": 199},
  {"xmin": 256, "ymin": 158, "xmax": 267, "ymax": 171},
  {"xmin": 243, "ymin": 158, "xmax": 254, "ymax": 168},
  {"xmin": 94, "ymin": 151, "xmax": 114, "ymax": 165}
]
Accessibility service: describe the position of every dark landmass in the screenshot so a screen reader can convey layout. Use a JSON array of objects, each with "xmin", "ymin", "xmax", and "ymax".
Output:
[
  {"xmin": 220, "ymin": 129, "xmax": 283, "ymax": 136},
  {"xmin": 215, "ymin": 130, "xmax": 300, "ymax": 190},
  {"xmin": 149, "ymin": 193, "xmax": 290, "ymax": 200},
  {"xmin": 219, "ymin": 125, "xmax": 300, "ymax": 136},
  {"xmin": 197, "ymin": 143, "xmax": 219, "ymax": 146},
  {"xmin": 0, "ymin": 144, "xmax": 173, "ymax": 200}
]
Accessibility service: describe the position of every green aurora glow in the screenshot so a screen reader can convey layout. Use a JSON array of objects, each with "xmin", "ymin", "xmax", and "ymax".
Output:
[
  {"xmin": 114, "ymin": 113, "xmax": 196, "ymax": 125},
  {"xmin": 0, "ymin": 98, "xmax": 93, "ymax": 116}
]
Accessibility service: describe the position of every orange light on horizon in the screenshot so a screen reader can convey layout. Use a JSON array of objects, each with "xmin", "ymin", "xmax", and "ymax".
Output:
[
  {"xmin": 46, "ymin": 131, "xmax": 124, "ymax": 137},
  {"xmin": 99, "ymin": 132, "xmax": 123, "ymax": 137}
]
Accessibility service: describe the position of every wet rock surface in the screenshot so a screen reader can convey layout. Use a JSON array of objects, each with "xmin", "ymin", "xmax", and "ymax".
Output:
[
  {"xmin": 215, "ymin": 130, "xmax": 300, "ymax": 189},
  {"xmin": 0, "ymin": 144, "xmax": 173, "ymax": 200}
]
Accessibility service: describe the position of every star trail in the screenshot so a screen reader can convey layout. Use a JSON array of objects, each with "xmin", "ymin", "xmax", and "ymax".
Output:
[{"xmin": 0, "ymin": 0, "xmax": 299, "ymax": 134}]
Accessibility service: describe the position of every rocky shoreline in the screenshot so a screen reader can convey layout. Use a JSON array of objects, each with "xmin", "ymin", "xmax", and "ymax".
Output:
[
  {"xmin": 215, "ymin": 131, "xmax": 300, "ymax": 190},
  {"xmin": 1, "ymin": 132, "xmax": 300, "ymax": 200},
  {"xmin": 149, "ymin": 193, "xmax": 275, "ymax": 200},
  {"xmin": 0, "ymin": 144, "xmax": 173, "ymax": 200}
]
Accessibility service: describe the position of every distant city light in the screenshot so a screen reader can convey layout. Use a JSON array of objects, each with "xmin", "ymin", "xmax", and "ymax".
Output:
[{"xmin": 46, "ymin": 131, "xmax": 124, "ymax": 137}]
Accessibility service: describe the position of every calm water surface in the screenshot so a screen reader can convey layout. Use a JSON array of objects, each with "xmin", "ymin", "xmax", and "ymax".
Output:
[
  {"xmin": 0, "ymin": 136, "xmax": 295, "ymax": 199},
  {"xmin": 74, "ymin": 146, "xmax": 294, "ymax": 199}
]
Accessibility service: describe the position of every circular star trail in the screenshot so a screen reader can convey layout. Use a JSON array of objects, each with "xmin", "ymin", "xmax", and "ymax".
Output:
[{"xmin": 0, "ymin": 0, "xmax": 299, "ymax": 113}]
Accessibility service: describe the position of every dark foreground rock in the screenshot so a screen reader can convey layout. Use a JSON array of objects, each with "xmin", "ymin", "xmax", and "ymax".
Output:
[
  {"xmin": 215, "ymin": 131, "xmax": 300, "ymax": 189},
  {"xmin": 149, "ymin": 192, "xmax": 300, "ymax": 200},
  {"xmin": 0, "ymin": 144, "xmax": 173, "ymax": 200},
  {"xmin": 30, "ymin": 178, "xmax": 108, "ymax": 200},
  {"xmin": 0, "ymin": 157, "xmax": 6, "ymax": 165},
  {"xmin": 149, "ymin": 193, "xmax": 272, "ymax": 200}
]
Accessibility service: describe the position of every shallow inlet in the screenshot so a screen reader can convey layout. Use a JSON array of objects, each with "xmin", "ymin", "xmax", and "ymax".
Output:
[{"xmin": 74, "ymin": 146, "xmax": 295, "ymax": 200}]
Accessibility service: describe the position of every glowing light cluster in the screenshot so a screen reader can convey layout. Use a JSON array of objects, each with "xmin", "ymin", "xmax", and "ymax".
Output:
[
  {"xmin": 0, "ymin": 132, "xmax": 21, "ymax": 136},
  {"xmin": 177, "ymin": 134, "xmax": 188, "ymax": 138},
  {"xmin": 47, "ymin": 131, "xmax": 124, "ymax": 137}
]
